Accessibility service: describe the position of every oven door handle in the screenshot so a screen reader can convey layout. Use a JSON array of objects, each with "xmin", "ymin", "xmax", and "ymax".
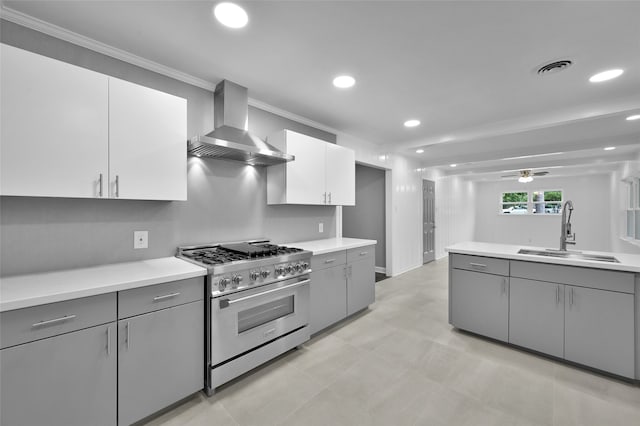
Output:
[{"xmin": 219, "ymin": 279, "xmax": 310, "ymax": 309}]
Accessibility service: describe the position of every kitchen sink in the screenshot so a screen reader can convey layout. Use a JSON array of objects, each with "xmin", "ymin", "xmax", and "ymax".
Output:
[{"xmin": 517, "ymin": 249, "xmax": 620, "ymax": 263}]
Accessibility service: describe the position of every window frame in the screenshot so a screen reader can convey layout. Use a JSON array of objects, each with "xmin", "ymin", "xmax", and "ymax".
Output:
[
  {"xmin": 499, "ymin": 189, "xmax": 564, "ymax": 216},
  {"xmin": 624, "ymin": 177, "xmax": 639, "ymax": 240}
]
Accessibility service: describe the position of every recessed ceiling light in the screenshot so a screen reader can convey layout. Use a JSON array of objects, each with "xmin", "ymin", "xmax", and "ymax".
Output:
[
  {"xmin": 450, "ymin": 164, "xmax": 457, "ymax": 167},
  {"xmin": 589, "ymin": 69, "xmax": 624, "ymax": 83},
  {"xmin": 626, "ymin": 114, "xmax": 640, "ymax": 121},
  {"xmin": 604, "ymin": 146, "xmax": 616, "ymax": 151},
  {"xmin": 214, "ymin": 2, "xmax": 248, "ymax": 28},
  {"xmin": 333, "ymin": 75, "xmax": 355, "ymax": 88},
  {"xmin": 416, "ymin": 149, "xmax": 424, "ymax": 154},
  {"xmin": 404, "ymin": 119, "xmax": 421, "ymax": 128}
]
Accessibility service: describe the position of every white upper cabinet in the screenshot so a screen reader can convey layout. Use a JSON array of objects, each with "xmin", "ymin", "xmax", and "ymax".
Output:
[
  {"xmin": 109, "ymin": 78, "xmax": 187, "ymax": 200},
  {"xmin": 267, "ymin": 130, "xmax": 355, "ymax": 205},
  {"xmin": 0, "ymin": 44, "xmax": 187, "ymax": 201},
  {"xmin": 1, "ymin": 43, "xmax": 109, "ymax": 198}
]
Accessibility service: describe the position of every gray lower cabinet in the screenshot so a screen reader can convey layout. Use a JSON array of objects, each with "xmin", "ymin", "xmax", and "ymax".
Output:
[
  {"xmin": 564, "ymin": 285, "xmax": 635, "ymax": 378},
  {"xmin": 310, "ymin": 265, "xmax": 348, "ymax": 335},
  {"xmin": 450, "ymin": 268, "xmax": 509, "ymax": 342},
  {"xmin": 347, "ymin": 253, "xmax": 375, "ymax": 316},
  {"xmin": 0, "ymin": 323, "xmax": 117, "ymax": 426},
  {"xmin": 117, "ymin": 279, "xmax": 204, "ymax": 425},
  {"xmin": 509, "ymin": 278, "xmax": 564, "ymax": 358}
]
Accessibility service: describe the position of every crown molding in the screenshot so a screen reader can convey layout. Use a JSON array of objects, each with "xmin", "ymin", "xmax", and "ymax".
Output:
[
  {"xmin": 1, "ymin": 5, "xmax": 216, "ymax": 91},
  {"xmin": 0, "ymin": 5, "xmax": 344, "ymax": 137}
]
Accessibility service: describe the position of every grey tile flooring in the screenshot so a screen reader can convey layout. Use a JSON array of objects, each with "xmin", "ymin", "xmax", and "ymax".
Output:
[{"xmin": 142, "ymin": 258, "xmax": 640, "ymax": 426}]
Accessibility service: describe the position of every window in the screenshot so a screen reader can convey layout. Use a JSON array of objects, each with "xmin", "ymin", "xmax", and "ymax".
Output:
[
  {"xmin": 501, "ymin": 192, "xmax": 528, "ymax": 214},
  {"xmin": 625, "ymin": 177, "xmax": 640, "ymax": 240},
  {"xmin": 532, "ymin": 190, "xmax": 562, "ymax": 214},
  {"xmin": 500, "ymin": 189, "xmax": 563, "ymax": 215}
]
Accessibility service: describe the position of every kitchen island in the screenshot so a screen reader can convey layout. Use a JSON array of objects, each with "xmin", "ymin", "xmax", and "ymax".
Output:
[{"xmin": 446, "ymin": 242, "xmax": 640, "ymax": 381}]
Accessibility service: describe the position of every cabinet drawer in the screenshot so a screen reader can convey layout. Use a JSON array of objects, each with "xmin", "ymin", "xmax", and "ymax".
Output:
[
  {"xmin": 311, "ymin": 250, "xmax": 347, "ymax": 272},
  {"xmin": 347, "ymin": 245, "xmax": 375, "ymax": 263},
  {"xmin": 118, "ymin": 277, "xmax": 204, "ymax": 319},
  {"xmin": 0, "ymin": 293, "xmax": 116, "ymax": 349},
  {"xmin": 450, "ymin": 254, "xmax": 509, "ymax": 276},
  {"xmin": 511, "ymin": 261, "xmax": 634, "ymax": 294}
]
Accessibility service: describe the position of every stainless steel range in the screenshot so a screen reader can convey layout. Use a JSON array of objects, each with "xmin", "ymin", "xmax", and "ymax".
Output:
[{"xmin": 177, "ymin": 239, "xmax": 311, "ymax": 395}]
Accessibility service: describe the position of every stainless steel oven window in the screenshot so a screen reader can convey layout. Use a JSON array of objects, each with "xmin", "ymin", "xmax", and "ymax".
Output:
[{"xmin": 237, "ymin": 295, "xmax": 295, "ymax": 333}]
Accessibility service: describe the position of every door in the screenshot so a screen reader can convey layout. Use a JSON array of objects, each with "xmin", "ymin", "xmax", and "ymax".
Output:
[
  {"xmin": 326, "ymin": 143, "xmax": 356, "ymax": 205},
  {"xmin": 564, "ymin": 285, "xmax": 635, "ymax": 378},
  {"xmin": 0, "ymin": 323, "xmax": 116, "ymax": 426},
  {"xmin": 509, "ymin": 278, "xmax": 564, "ymax": 358},
  {"xmin": 423, "ymin": 179, "xmax": 436, "ymax": 263},
  {"xmin": 1, "ymin": 44, "xmax": 109, "ymax": 198},
  {"xmin": 108, "ymin": 77, "xmax": 187, "ymax": 200},
  {"xmin": 118, "ymin": 301, "xmax": 204, "ymax": 425},
  {"xmin": 450, "ymin": 269, "xmax": 509, "ymax": 342},
  {"xmin": 310, "ymin": 266, "xmax": 347, "ymax": 334}
]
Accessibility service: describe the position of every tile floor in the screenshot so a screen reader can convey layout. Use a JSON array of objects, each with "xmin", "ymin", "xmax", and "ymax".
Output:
[{"xmin": 143, "ymin": 258, "xmax": 640, "ymax": 426}]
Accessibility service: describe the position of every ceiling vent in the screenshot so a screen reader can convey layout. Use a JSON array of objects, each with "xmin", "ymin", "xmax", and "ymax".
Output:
[{"xmin": 537, "ymin": 60, "xmax": 573, "ymax": 75}]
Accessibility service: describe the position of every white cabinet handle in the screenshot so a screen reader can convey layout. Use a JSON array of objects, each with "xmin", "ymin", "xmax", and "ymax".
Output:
[
  {"xmin": 98, "ymin": 173, "xmax": 103, "ymax": 197},
  {"xmin": 328, "ymin": 192, "xmax": 332, "ymax": 204},
  {"xmin": 31, "ymin": 314, "xmax": 76, "ymax": 328},
  {"xmin": 323, "ymin": 192, "xmax": 327, "ymax": 204},
  {"xmin": 115, "ymin": 175, "xmax": 120, "ymax": 198},
  {"xmin": 153, "ymin": 292, "xmax": 180, "ymax": 302}
]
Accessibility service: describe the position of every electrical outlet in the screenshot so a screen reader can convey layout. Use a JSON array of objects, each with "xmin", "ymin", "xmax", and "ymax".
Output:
[
  {"xmin": 134, "ymin": 231, "xmax": 148, "ymax": 249},
  {"xmin": 319, "ymin": 222, "xmax": 324, "ymax": 233}
]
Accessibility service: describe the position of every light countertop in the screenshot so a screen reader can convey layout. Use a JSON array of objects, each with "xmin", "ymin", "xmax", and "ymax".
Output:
[
  {"xmin": 285, "ymin": 237, "xmax": 377, "ymax": 255},
  {"xmin": 446, "ymin": 241, "xmax": 640, "ymax": 273},
  {"xmin": 0, "ymin": 257, "xmax": 207, "ymax": 312}
]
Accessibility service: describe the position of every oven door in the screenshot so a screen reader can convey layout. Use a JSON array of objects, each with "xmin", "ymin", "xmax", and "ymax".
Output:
[{"xmin": 210, "ymin": 276, "xmax": 309, "ymax": 365}]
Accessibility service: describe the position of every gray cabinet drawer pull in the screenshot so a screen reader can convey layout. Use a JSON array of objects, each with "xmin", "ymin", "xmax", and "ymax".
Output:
[
  {"xmin": 359, "ymin": 251, "xmax": 368, "ymax": 256},
  {"xmin": 106, "ymin": 326, "xmax": 111, "ymax": 356},
  {"xmin": 153, "ymin": 292, "xmax": 181, "ymax": 302},
  {"xmin": 469, "ymin": 262, "xmax": 487, "ymax": 269},
  {"xmin": 31, "ymin": 314, "xmax": 76, "ymax": 328},
  {"xmin": 324, "ymin": 258, "xmax": 336, "ymax": 264},
  {"xmin": 126, "ymin": 321, "xmax": 130, "ymax": 349}
]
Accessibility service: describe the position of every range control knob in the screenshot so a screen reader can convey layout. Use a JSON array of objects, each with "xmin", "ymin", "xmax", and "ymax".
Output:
[
  {"xmin": 294, "ymin": 263, "xmax": 302, "ymax": 272},
  {"xmin": 250, "ymin": 271, "xmax": 260, "ymax": 281},
  {"xmin": 285, "ymin": 264, "xmax": 293, "ymax": 274},
  {"xmin": 218, "ymin": 277, "xmax": 231, "ymax": 291},
  {"xmin": 301, "ymin": 262, "xmax": 309, "ymax": 271},
  {"xmin": 261, "ymin": 269, "xmax": 271, "ymax": 279},
  {"xmin": 275, "ymin": 265, "xmax": 285, "ymax": 276},
  {"xmin": 231, "ymin": 275, "xmax": 243, "ymax": 286}
]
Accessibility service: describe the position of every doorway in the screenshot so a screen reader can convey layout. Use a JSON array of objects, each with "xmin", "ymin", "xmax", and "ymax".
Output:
[{"xmin": 423, "ymin": 179, "xmax": 435, "ymax": 264}]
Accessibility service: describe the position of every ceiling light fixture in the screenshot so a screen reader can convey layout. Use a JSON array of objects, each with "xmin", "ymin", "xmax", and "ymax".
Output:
[
  {"xmin": 416, "ymin": 149, "xmax": 424, "ymax": 154},
  {"xmin": 604, "ymin": 146, "xmax": 616, "ymax": 151},
  {"xmin": 626, "ymin": 114, "xmax": 640, "ymax": 121},
  {"xmin": 214, "ymin": 2, "xmax": 248, "ymax": 28},
  {"xmin": 333, "ymin": 75, "xmax": 355, "ymax": 88},
  {"xmin": 589, "ymin": 69, "xmax": 624, "ymax": 83},
  {"xmin": 518, "ymin": 170, "xmax": 534, "ymax": 183},
  {"xmin": 450, "ymin": 164, "xmax": 457, "ymax": 168},
  {"xmin": 404, "ymin": 119, "xmax": 421, "ymax": 128}
]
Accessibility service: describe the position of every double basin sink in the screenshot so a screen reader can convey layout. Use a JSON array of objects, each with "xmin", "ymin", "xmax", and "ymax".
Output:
[{"xmin": 517, "ymin": 248, "xmax": 620, "ymax": 263}]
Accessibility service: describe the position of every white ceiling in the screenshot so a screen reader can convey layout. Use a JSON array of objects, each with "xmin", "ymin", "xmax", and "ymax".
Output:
[{"xmin": 3, "ymin": 0, "xmax": 640, "ymax": 179}]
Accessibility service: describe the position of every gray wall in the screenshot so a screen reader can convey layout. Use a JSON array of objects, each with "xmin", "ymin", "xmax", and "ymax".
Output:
[
  {"xmin": 0, "ymin": 20, "xmax": 336, "ymax": 276},
  {"xmin": 342, "ymin": 164, "xmax": 386, "ymax": 268}
]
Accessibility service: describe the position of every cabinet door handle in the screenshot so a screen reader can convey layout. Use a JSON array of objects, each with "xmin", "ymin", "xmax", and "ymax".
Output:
[
  {"xmin": 153, "ymin": 292, "xmax": 180, "ymax": 302},
  {"xmin": 570, "ymin": 288, "xmax": 574, "ymax": 307},
  {"xmin": 501, "ymin": 278, "xmax": 506, "ymax": 295},
  {"xmin": 328, "ymin": 192, "xmax": 332, "ymax": 204},
  {"xmin": 126, "ymin": 321, "xmax": 130, "ymax": 349},
  {"xmin": 115, "ymin": 175, "xmax": 120, "ymax": 198},
  {"xmin": 324, "ymin": 258, "xmax": 336, "ymax": 264},
  {"xmin": 98, "ymin": 173, "xmax": 103, "ymax": 197},
  {"xmin": 359, "ymin": 251, "xmax": 368, "ymax": 256},
  {"xmin": 106, "ymin": 326, "xmax": 111, "ymax": 356},
  {"xmin": 323, "ymin": 192, "xmax": 327, "ymax": 204},
  {"xmin": 349, "ymin": 265, "xmax": 352, "ymax": 277},
  {"xmin": 31, "ymin": 314, "xmax": 76, "ymax": 328},
  {"xmin": 556, "ymin": 285, "xmax": 560, "ymax": 305},
  {"xmin": 469, "ymin": 262, "xmax": 487, "ymax": 269}
]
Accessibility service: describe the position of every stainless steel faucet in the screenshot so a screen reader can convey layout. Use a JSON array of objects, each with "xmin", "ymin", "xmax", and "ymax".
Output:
[{"xmin": 560, "ymin": 200, "xmax": 576, "ymax": 251}]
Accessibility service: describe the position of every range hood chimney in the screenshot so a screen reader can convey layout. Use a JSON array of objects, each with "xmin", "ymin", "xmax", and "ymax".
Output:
[{"xmin": 188, "ymin": 80, "xmax": 294, "ymax": 166}]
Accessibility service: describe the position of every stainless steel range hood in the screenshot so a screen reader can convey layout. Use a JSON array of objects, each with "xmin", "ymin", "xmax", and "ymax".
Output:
[{"xmin": 188, "ymin": 80, "xmax": 294, "ymax": 166}]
